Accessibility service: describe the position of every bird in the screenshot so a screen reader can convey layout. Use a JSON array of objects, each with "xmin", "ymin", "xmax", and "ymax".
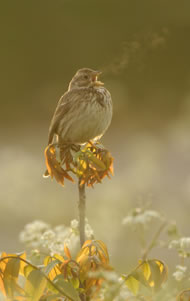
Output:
[{"xmin": 47, "ymin": 68, "xmax": 113, "ymax": 146}]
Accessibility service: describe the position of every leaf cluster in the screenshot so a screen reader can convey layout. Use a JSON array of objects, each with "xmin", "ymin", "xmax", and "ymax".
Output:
[
  {"xmin": 0, "ymin": 240, "xmax": 110, "ymax": 301},
  {"xmin": 1, "ymin": 239, "xmax": 186, "ymax": 301},
  {"xmin": 44, "ymin": 143, "xmax": 113, "ymax": 187},
  {"xmin": 123, "ymin": 259, "xmax": 168, "ymax": 296}
]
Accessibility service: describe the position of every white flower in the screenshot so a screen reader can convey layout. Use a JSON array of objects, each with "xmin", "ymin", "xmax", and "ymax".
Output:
[
  {"xmin": 169, "ymin": 237, "xmax": 190, "ymax": 250},
  {"xmin": 173, "ymin": 265, "xmax": 187, "ymax": 282},
  {"xmin": 85, "ymin": 223, "xmax": 94, "ymax": 238},
  {"xmin": 19, "ymin": 220, "xmax": 50, "ymax": 248},
  {"xmin": 66, "ymin": 235, "xmax": 80, "ymax": 256},
  {"xmin": 41, "ymin": 230, "xmax": 56, "ymax": 249},
  {"xmin": 169, "ymin": 240, "xmax": 180, "ymax": 249},
  {"xmin": 176, "ymin": 265, "xmax": 187, "ymax": 273},
  {"xmin": 20, "ymin": 219, "xmax": 94, "ymax": 256},
  {"xmin": 122, "ymin": 209, "xmax": 162, "ymax": 228},
  {"xmin": 173, "ymin": 271, "xmax": 184, "ymax": 281},
  {"xmin": 41, "ymin": 230, "xmax": 56, "ymax": 241},
  {"xmin": 114, "ymin": 286, "xmax": 132, "ymax": 300},
  {"xmin": 144, "ymin": 210, "xmax": 161, "ymax": 221},
  {"xmin": 70, "ymin": 219, "xmax": 79, "ymax": 229},
  {"xmin": 49, "ymin": 240, "xmax": 65, "ymax": 255},
  {"xmin": 122, "ymin": 216, "xmax": 133, "ymax": 226},
  {"xmin": 180, "ymin": 237, "xmax": 190, "ymax": 249},
  {"xmin": 103, "ymin": 271, "xmax": 119, "ymax": 282}
]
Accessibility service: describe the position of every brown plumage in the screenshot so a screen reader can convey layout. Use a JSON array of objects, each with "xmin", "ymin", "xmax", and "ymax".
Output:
[{"xmin": 48, "ymin": 68, "xmax": 112, "ymax": 145}]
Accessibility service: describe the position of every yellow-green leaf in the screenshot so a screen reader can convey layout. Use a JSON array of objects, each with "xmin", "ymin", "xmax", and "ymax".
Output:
[
  {"xmin": 141, "ymin": 262, "xmax": 151, "ymax": 281},
  {"xmin": 24, "ymin": 265, "xmax": 35, "ymax": 278},
  {"xmin": 3, "ymin": 258, "xmax": 21, "ymax": 297},
  {"xmin": 70, "ymin": 277, "xmax": 80, "ymax": 289},
  {"xmin": 25, "ymin": 269, "xmax": 47, "ymax": 301},
  {"xmin": 54, "ymin": 275, "xmax": 80, "ymax": 301},
  {"xmin": 4, "ymin": 257, "xmax": 20, "ymax": 280},
  {"xmin": 45, "ymin": 294, "xmax": 63, "ymax": 301},
  {"xmin": 147, "ymin": 260, "xmax": 167, "ymax": 291},
  {"xmin": 87, "ymin": 153, "xmax": 106, "ymax": 170},
  {"xmin": 125, "ymin": 275, "xmax": 139, "ymax": 295},
  {"xmin": 124, "ymin": 259, "xmax": 168, "ymax": 296},
  {"xmin": 43, "ymin": 257, "xmax": 61, "ymax": 281}
]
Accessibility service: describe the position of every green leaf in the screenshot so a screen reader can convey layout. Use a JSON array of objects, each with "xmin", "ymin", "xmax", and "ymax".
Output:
[
  {"xmin": 141, "ymin": 261, "xmax": 151, "ymax": 281},
  {"xmin": 45, "ymin": 294, "xmax": 63, "ymax": 301},
  {"xmin": 4, "ymin": 257, "xmax": 20, "ymax": 279},
  {"xmin": 24, "ymin": 265, "xmax": 35, "ymax": 278},
  {"xmin": 43, "ymin": 258, "xmax": 61, "ymax": 276},
  {"xmin": 87, "ymin": 152, "xmax": 106, "ymax": 170},
  {"xmin": 125, "ymin": 275, "xmax": 139, "ymax": 295},
  {"xmin": 54, "ymin": 275, "xmax": 80, "ymax": 301},
  {"xmin": 124, "ymin": 259, "xmax": 168, "ymax": 296},
  {"xmin": 70, "ymin": 277, "xmax": 80, "ymax": 289},
  {"xmin": 3, "ymin": 257, "xmax": 21, "ymax": 297},
  {"xmin": 147, "ymin": 260, "xmax": 167, "ymax": 291},
  {"xmin": 25, "ymin": 269, "xmax": 47, "ymax": 301}
]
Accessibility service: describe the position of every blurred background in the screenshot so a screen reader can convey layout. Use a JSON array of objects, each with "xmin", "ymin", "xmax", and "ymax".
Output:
[{"xmin": 1, "ymin": 0, "xmax": 190, "ymax": 272}]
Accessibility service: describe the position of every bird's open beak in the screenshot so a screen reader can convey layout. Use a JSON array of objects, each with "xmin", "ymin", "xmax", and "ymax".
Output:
[{"xmin": 92, "ymin": 71, "xmax": 104, "ymax": 86}]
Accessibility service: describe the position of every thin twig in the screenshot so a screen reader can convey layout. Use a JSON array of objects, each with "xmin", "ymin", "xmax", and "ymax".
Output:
[
  {"xmin": 78, "ymin": 179, "xmax": 86, "ymax": 247},
  {"xmin": 142, "ymin": 221, "xmax": 167, "ymax": 261}
]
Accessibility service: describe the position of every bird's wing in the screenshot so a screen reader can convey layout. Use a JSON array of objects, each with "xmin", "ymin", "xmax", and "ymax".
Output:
[
  {"xmin": 48, "ymin": 88, "xmax": 90, "ymax": 144},
  {"xmin": 48, "ymin": 92, "xmax": 71, "ymax": 144}
]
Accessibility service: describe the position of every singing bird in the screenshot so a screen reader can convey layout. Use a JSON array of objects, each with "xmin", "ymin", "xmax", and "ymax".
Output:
[{"xmin": 48, "ymin": 68, "xmax": 113, "ymax": 146}]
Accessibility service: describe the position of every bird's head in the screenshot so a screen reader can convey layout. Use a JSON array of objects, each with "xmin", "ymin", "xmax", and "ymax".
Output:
[{"xmin": 68, "ymin": 68, "xmax": 104, "ymax": 90}]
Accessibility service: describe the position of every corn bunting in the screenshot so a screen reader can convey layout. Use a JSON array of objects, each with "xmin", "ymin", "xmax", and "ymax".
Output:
[{"xmin": 48, "ymin": 68, "xmax": 112, "ymax": 145}]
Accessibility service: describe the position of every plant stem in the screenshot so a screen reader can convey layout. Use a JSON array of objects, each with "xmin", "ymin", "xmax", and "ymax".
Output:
[
  {"xmin": 142, "ymin": 221, "xmax": 167, "ymax": 260},
  {"xmin": 78, "ymin": 179, "xmax": 86, "ymax": 247}
]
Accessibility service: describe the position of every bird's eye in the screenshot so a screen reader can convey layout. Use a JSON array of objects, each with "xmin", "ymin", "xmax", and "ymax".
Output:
[{"xmin": 83, "ymin": 75, "xmax": 88, "ymax": 79}]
